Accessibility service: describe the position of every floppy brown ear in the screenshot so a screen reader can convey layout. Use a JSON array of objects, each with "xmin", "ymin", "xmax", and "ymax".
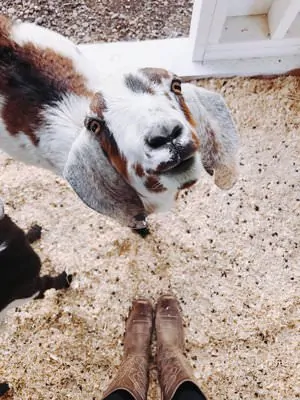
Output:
[
  {"xmin": 63, "ymin": 130, "xmax": 148, "ymax": 229},
  {"xmin": 182, "ymin": 84, "xmax": 239, "ymax": 189}
]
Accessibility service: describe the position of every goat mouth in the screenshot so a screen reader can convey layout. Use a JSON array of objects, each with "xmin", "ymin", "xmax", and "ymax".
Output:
[{"xmin": 164, "ymin": 156, "xmax": 195, "ymax": 175}]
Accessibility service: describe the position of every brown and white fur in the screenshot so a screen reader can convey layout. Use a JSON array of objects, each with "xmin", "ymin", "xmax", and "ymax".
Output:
[{"xmin": 0, "ymin": 15, "xmax": 239, "ymax": 230}]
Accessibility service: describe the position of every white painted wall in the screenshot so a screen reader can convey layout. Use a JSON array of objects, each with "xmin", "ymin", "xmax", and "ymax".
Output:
[
  {"xmin": 81, "ymin": 0, "xmax": 300, "ymax": 78},
  {"xmin": 227, "ymin": 0, "xmax": 273, "ymax": 17},
  {"xmin": 190, "ymin": 0, "xmax": 300, "ymax": 63}
]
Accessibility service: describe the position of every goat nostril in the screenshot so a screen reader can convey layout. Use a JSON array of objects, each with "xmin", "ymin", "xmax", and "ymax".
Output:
[
  {"xmin": 146, "ymin": 124, "xmax": 183, "ymax": 149},
  {"xmin": 147, "ymin": 135, "xmax": 168, "ymax": 149},
  {"xmin": 171, "ymin": 124, "xmax": 183, "ymax": 140}
]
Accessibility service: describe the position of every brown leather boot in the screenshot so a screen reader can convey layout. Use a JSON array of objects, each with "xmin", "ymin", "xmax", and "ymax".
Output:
[
  {"xmin": 156, "ymin": 295, "xmax": 208, "ymax": 400},
  {"xmin": 102, "ymin": 299, "xmax": 153, "ymax": 400}
]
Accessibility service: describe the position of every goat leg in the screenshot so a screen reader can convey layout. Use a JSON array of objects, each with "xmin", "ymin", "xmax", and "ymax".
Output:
[
  {"xmin": 26, "ymin": 224, "xmax": 42, "ymax": 244},
  {"xmin": 34, "ymin": 272, "xmax": 72, "ymax": 299},
  {"xmin": 0, "ymin": 273, "xmax": 72, "ymax": 314}
]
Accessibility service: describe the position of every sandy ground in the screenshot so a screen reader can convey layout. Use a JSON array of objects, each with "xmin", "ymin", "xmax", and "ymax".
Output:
[{"xmin": 0, "ymin": 75, "xmax": 299, "ymax": 400}]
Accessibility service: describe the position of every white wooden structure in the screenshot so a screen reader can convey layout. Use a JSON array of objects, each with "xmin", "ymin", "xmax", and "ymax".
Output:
[{"xmin": 81, "ymin": 0, "xmax": 300, "ymax": 78}]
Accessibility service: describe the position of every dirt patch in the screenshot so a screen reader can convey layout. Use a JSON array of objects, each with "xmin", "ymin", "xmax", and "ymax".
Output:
[{"xmin": 0, "ymin": 0, "xmax": 193, "ymax": 43}]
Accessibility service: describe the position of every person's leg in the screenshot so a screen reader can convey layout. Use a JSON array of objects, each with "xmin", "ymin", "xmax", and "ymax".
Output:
[
  {"xmin": 172, "ymin": 382, "xmax": 207, "ymax": 400},
  {"xmin": 105, "ymin": 390, "xmax": 135, "ymax": 400},
  {"xmin": 102, "ymin": 299, "xmax": 153, "ymax": 400},
  {"xmin": 0, "ymin": 382, "xmax": 9, "ymax": 396},
  {"xmin": 155, "ymin": 295, "xmax": 208, "ymax": 400}
]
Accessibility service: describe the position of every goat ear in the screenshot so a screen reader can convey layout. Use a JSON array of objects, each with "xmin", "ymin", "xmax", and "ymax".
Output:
[
  {"xmin": 182, "ymin": 84, "xmax": 239, "ymax": 189},
  {"xmin": 63, "ymin": 130, "xmax": 148, "ymax": 230},
  {"xmin": 0, "ymin": 199, "xmax": 5, "ymax": 220}
]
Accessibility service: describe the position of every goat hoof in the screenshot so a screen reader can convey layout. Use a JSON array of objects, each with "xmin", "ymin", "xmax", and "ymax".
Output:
[
  {"xmin": 60, "ymin": 271, "xmax": 73, "ymax": 288},
  {"xmin": 133, "ymin": 227, "xmax": 150, "ymax": 238},
  {"xmin": 0, "ymin": 382, "xmax": 10, "ymax": 396},
  {"xmin": 34, "ymin": 291, "xmax": 45, "ymax": 300},
  {"xmin": 66, "ymin": 273, "xmax": 73, "ymax": 287},
  {"xmin": 26, "ymin": 224, "xmax": 42, "ymax": 244}
]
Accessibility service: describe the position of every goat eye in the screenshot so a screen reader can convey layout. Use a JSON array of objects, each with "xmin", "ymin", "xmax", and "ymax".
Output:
[
  {"xmin": 85, "ymin": 118, "xmax": 103, "ymax": 135},
  {"xmin": 171, "ymin": 79, "xmax": 182, "ymax": 94}
]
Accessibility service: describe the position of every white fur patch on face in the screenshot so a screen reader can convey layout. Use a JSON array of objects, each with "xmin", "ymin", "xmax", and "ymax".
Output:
[{"xmin": 101, "ymin": 77, "xmax": 193, "ymax": 168}]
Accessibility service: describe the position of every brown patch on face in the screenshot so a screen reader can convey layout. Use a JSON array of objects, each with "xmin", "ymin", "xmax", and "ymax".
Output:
[
  {"xmin": 0, "ymin": 16, "xmax": 93, "ymax": 145},
  {"xmin": 192, "ymin": 130, "xmax": 200, "ymax": 149},
  {"xmin": 134, "ymin": 163, "xmax": 145, "ymax": 177},
  {"xmin": 87, "ymin": 93, "xmax": 128, "ymax": 181},
  {"xmin": 90, "ymin": 92, "xmax": 106, "ymax": 117},
  {"xmin": 145, "ymin": 176, "xmax": 167, "ymax": 193},
  {"xmin": 98, "ymin": 129, "xmax": 128, "ymax": 180},
  {"xmin": 178, "ymin": 95, "xmax": 197, "ymax": 129},
  {"xmin": 178, "ymin": 95, "xmax": 200, "ymax": 151},
  {"xmin": 179, "ymin": 179, "xmax": 197, "ymax": 190},
  {"xmin": 140, "ymin": 67, "xmax": 172, "ymax": 84}
]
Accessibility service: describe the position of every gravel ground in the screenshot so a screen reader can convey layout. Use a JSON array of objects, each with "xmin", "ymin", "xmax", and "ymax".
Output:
[{"xmin": 0, "ymin": 0, "xmax": 193, "ymax": 43}]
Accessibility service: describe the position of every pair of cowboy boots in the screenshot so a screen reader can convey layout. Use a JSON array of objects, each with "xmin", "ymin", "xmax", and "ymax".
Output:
[{"xmin": 103, "ymin": 295, "xmax": 207, "ymax": 400}]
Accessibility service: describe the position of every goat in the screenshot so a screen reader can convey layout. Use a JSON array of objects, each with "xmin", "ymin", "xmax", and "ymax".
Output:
[
  {"xmin": 0, "ymin": 15, "xmax": 239, "ymax": 231},
  {"xmin": 0, "ymin": 198, "xmax": 72, "ymax": 320}
]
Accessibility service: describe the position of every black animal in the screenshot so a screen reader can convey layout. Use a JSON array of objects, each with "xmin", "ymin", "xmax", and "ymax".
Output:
[{"xmin": 0, "ymin": 199, "xmax": 72, "ymax": 317}]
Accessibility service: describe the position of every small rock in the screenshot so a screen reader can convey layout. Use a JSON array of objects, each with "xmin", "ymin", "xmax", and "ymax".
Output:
[{"xmin": 35, "ymin": 17, "xmax": 44, "ymax": 24}]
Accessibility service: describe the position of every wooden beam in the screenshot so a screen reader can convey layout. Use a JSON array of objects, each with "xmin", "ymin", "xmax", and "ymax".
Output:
[
  {"xmin": 204, "ymin": 36, "xmax": 300, "ymax": 60},
  {"xmin": 208, "ymin": 0, "xmax": 228, "ymax": 44},
  {"xmin": 189, "ymin": 0, "xmax": 220, "ymax": 61},
  {"xmin": 228, "ymin": 0, "xmax": 273, "ymax": 17},
  {"xmin": 79, "ymin": 39, "xmax": 300, "ymax": 79},
  {"xmin": 268, "ymin": 0, "xmax": 300, "ymax": 40}
]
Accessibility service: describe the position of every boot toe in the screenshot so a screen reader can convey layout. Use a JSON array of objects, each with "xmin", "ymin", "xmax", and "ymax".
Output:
[{"xmin": 156, "ymin": 294, "xmax": 181, "ymax": 316}]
